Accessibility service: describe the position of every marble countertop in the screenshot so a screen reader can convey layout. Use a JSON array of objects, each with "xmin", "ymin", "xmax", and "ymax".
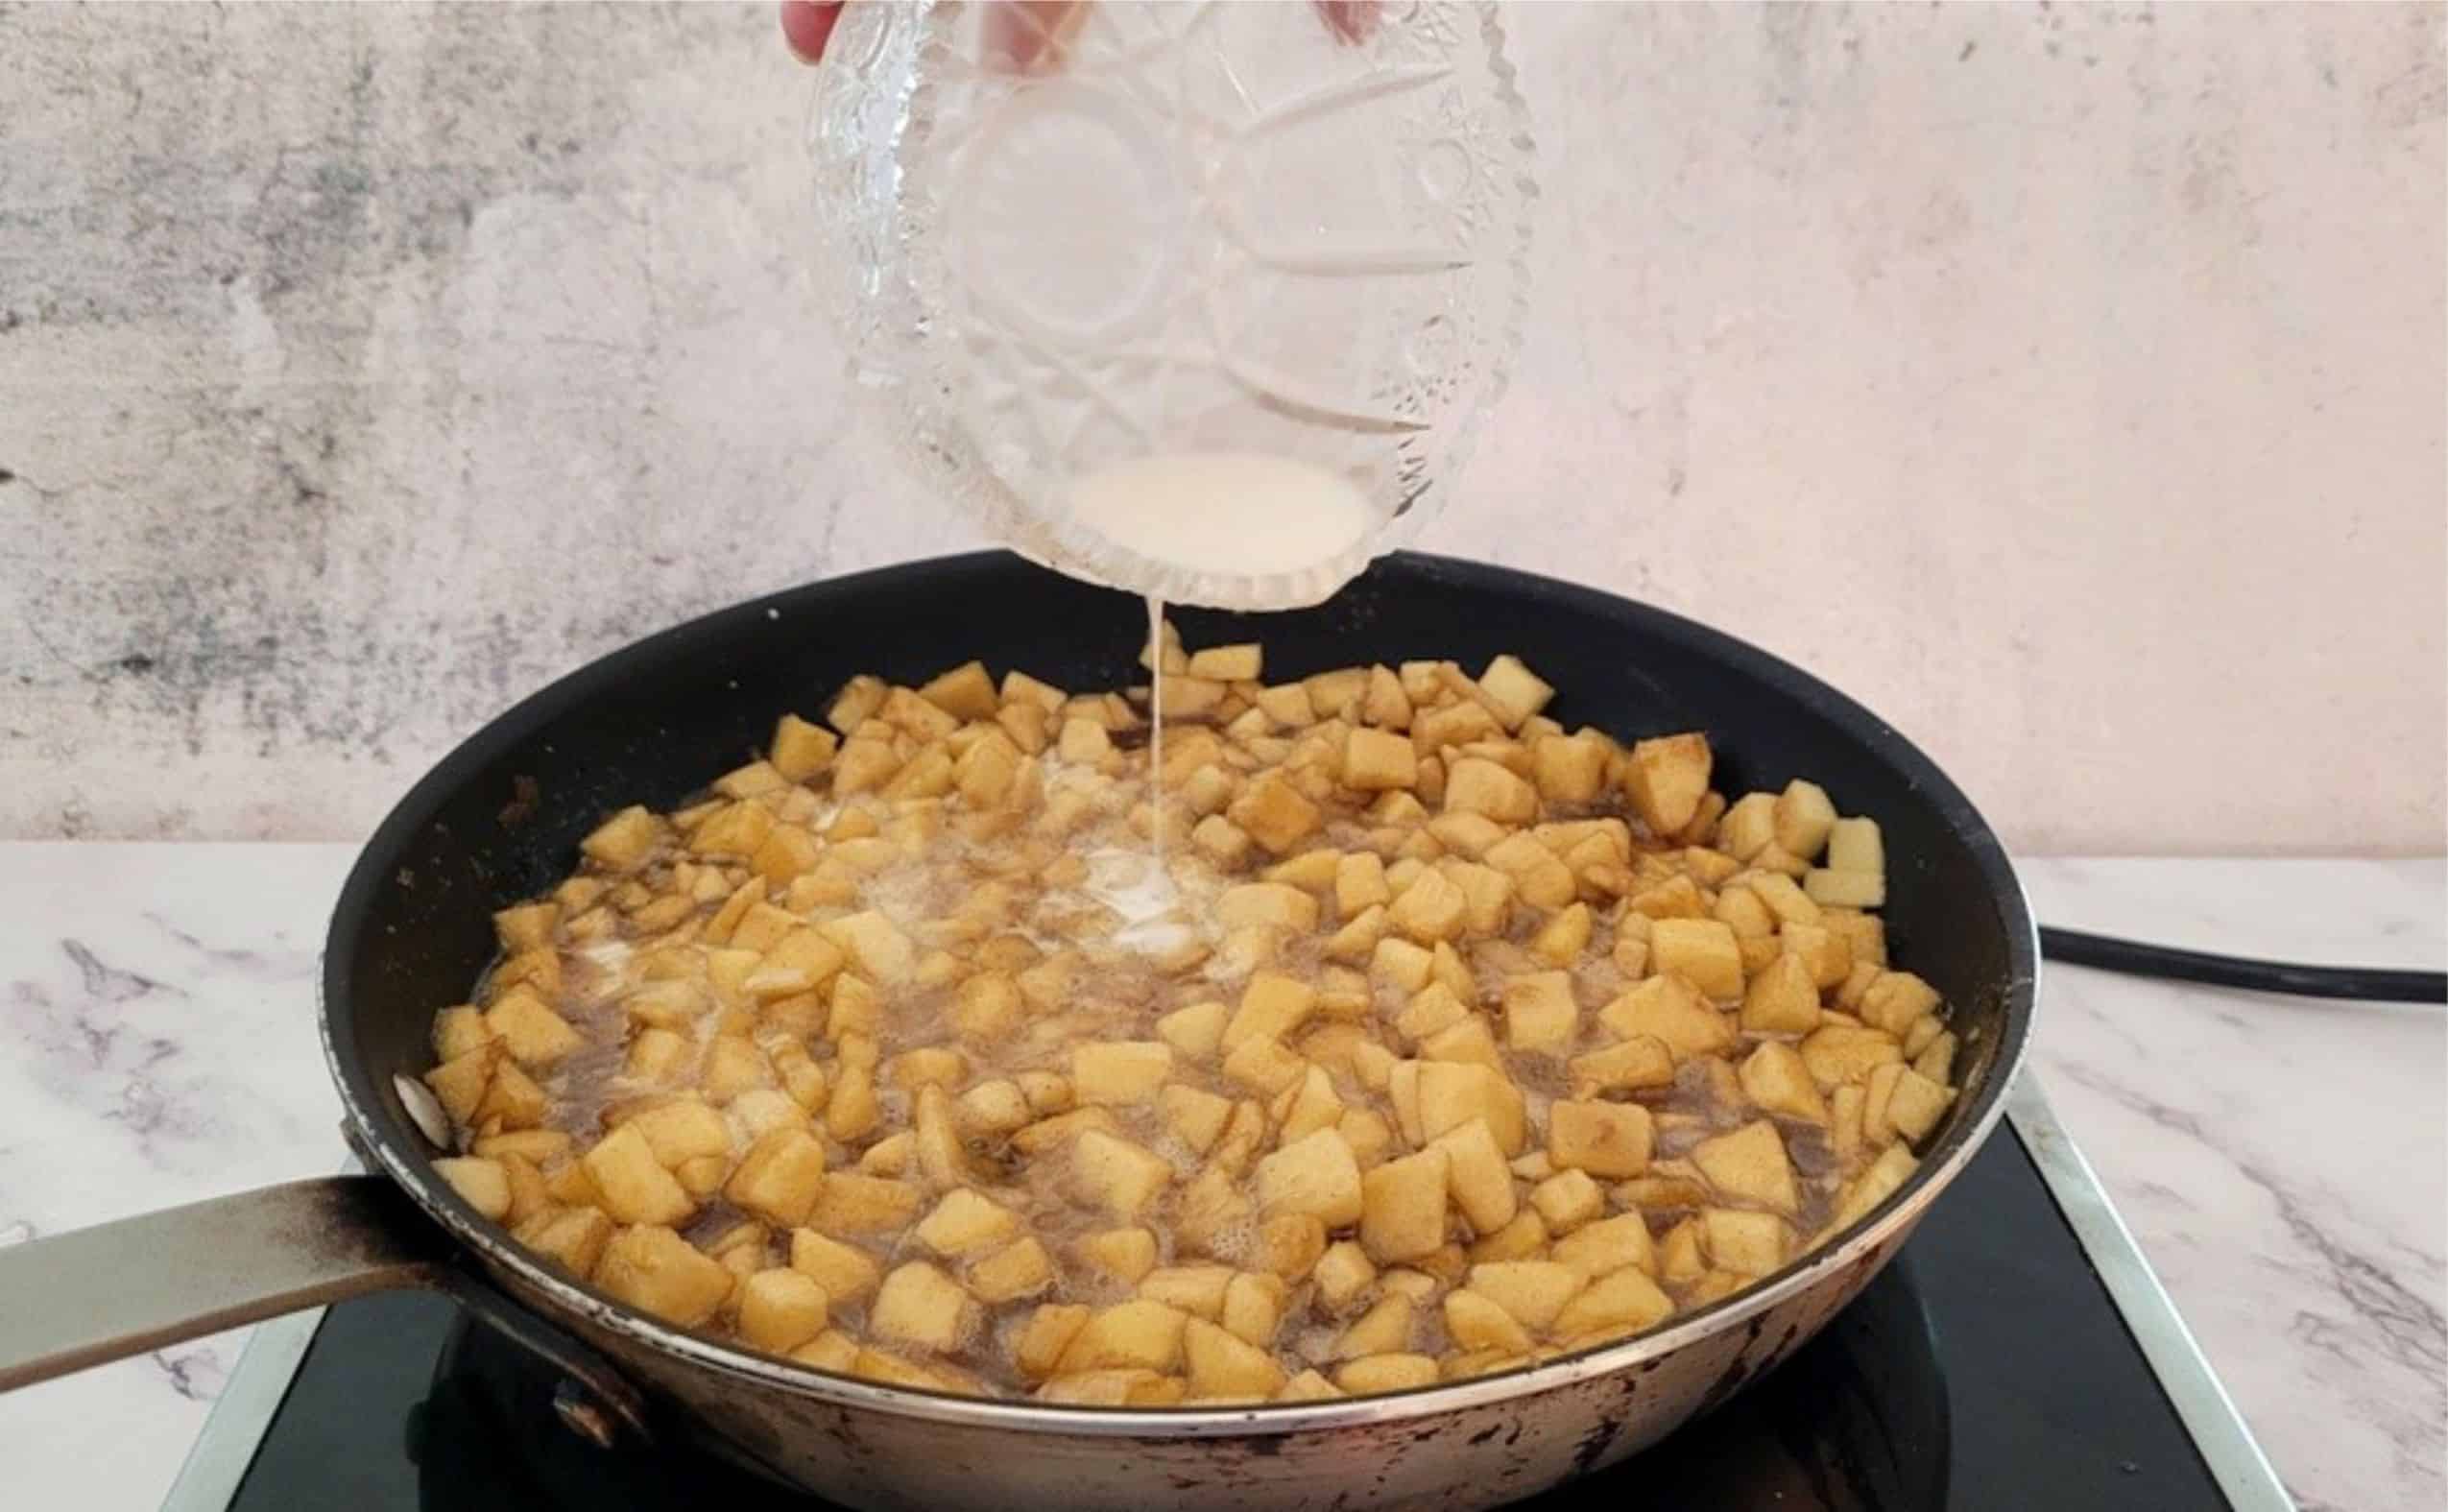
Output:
[{"xmin": 0, "ymin": 847, "xmax": 2437, "ymax": 1511}]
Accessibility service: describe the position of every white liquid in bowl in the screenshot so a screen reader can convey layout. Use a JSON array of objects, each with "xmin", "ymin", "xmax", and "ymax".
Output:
[{"xmin": 1061, "ymin": 451, "xmax": 1375, "ymax": 579}]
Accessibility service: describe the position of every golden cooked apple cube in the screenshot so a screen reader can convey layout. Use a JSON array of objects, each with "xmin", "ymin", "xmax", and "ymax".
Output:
[
  {"xmin": 1364, "ymin": 940, "xmax": 1432, "ymax": 1000},
  {"xmin": 1551, "ymin": 1265, "xmax": 1673, "ymax": 1340},
  {"xmin": 1056, "ymin": 1300, "xmax": 1188, "ymax": 1374},
  {"xmin": 1517, "ymin": 1162, "xmax": 1600, "ymax": 1233},
  {"xmin": 1901, "ymin": 1014, "xmax": 1943, "ymax": 1058},
  {"xmin": 1739, "ymin": 1042, "xmax": 1829, "ymax": 1124},
  {"xmin": 788, "ymin": 1328, "xmax": 861, "ymax": 1375},
  {"xmin": 1702, "ymin": 1209, "xmax": 1789, "ymax": 1276},
  {"xmin": 1441, "ymin": 757, "xmax": 1537, "ymax": 825},
  {"xmin": 1183, "ymin": 812, "xmax": 1251, "ymax": 868},
  {"xmin": 1268, "ymin": 1367, "xmax": 1343, "ymax": 1404},
  {"xmin": 1912, "ymin": 1030, "xmax": 1957, "ymax": 1086},
  {"xmin": 1597, "ymin": 974, "xmax": 1733, "ymax": 1059},
  {"xmin": 818, "ymin": 910, "xmax": 914, "ymax": 985},
  {"xmin": 911, "ymin": 660, "xmax": 995, "ymax": 722},
  {"xmin": 1858, "ymin": 970, "xmax": 1942, "ymax": 1037},
  {"xmin": 1621, "ymin": 733, "xmax": 1712, "ymax": 837},
  {"xmin": 1712, "ymin": 884, "xmax": 1777, "ymax": 940},
  {"xmin": 1805, "ymin": 868, "xmax": 1884, "ymax": 908},
  {"xmin": 1333, "ymin": 1293, "xmax": 1416, "ymax": 1358},
  {"xmin": 1053, "ymin": 1227, "xmax": 1152, "ymax": 1289},
  {"xmin": 1501, "ymin": 972, "xmax": 1579, "ymax": 1054},
  {"xmin": 1740, "ymin": 951, "xmax": 1823, "ymax": 1036},
  {"xmin": 725, "ymin": 1128, "xmax": 830, "ymax": 1227},
  {"xmin": 871, "ymin": 1260, "xmax": 976, "ymax": 1353},
  {"xmin": 433, "ymin": 1157, "xmax": 511, "ymax": 1221},
  {"xmin": 1653, "ymin": 1216, "xmax": 1707, "ymax": 1284},
  {"xmin": 1468, "ymin": 1260, "xmax": 1583, "ymax": 1332},
  {"xmin": 737, "ymin": 1267, "xmax": 830, "ymax": 1354},
  {"xmin": 1564, "ymin": 1036, "xmax": 1673, "ymax": 1104},
  {"xmin": 1064, "ymin": 1040, "xmax": 1172, "ymax": 1108},
  {"xmin": 1226, "ymin": 774, "xmax": 1322, "ymax": 854},
  {"xmin": 1332, "ymin": 1354, "xmax": 1438, "ymax": 1394},
  {"xmin": 1822, "ymin": 815, "xmax": 1884, "ymax": 876},
  {"xmin": 1406, "ymin": 1124, "xmax": 1506, "ymax": 1239},
  {"xmin": 581, "ymin": 805, "xmax": 660, "ymax": 873},
  {"xmin": 472, "ymin": 989, "xmax": 577, "ymax": 1070},
  {"xmin": 765, "ymin": 712, "xmax": 840, "ymax": 782},
  {"xmin": 967, "ymin": 1236, "xmax": 1054, "ymax": 1305},
  {"xmin": 1475, "ymin": 655, "xmax": 1554, "ymax": 731},
  {"xmin": 1552, "ymin": 1212, "xmax": 1655, "ymax": 1281},
  {"xmin": 594, "ymin": 1224, "xmax": 732, "ymax": 1327},
  {"xmin": 1691, "ymin": 1121, "xmax": 1800, "ymax": 1215},
  {"xmin": 1778, "ymin": 922, "xmax": 1854, "ymax": 991},
  {"xmin": 807, "ymin": 1172, "xmax": 920, "ymax": 1235},
  {"xmin": 1179, "ymin": 1315, "xmax": 1285, "ymax": 1397},
  {"xmin": 1219, "ymin": 972, "xmax": 1317, "ymax": 1055},
  {"xmin": 1252, "ymin": 1126, "xmax": 1363, "ymax": 1228},
  {"xmin": 913, "ymin": 1188, "xmax": 1021, "ymax": 1259},
  {"xmin": 493, "ymin": 900, "xmax": 562, "ymax": 955},
  {"xmin": 1219, "ymin": 1271, "xmax": 1287, "ymax": 1346},
  {"xmin": 945, "ymin": 1079, "xmax": 1026, "ymax": 1140},
  {"xmin": 1525, "ymin": 731, "xmax": 1606, "ymax": 806},
  {"xmin": 1417, "ymin": 1061, "xmax": 1528, "ymax": 1155},
  {"xmin": 474, "ymin": 1128, "xmax": 572, "ymax": 1164},
  {"xmin": 1386, "ymin": 867, "xmax": 1469, "ymax": 945},
  {"xmin": 478, "ymin": 1059, "xmax": 551, "ymax": 1129},
  {"xmin": 1355, "ymin": 1147, "xmax": 1450, "ymax": 1264},
  {"xmin": 514, "ymin": 1206, "xmax": 612, "ymax": 1277},
  {"xmin": 1513, "ymin": 906, "xmax": 1588, "ymax": 973},
  {"xmin": 1627, "ymin": 873, "xmax": 1707, "ymax": 924},
  {"xmin": 581, "ymin": 1125, "xmax": 696, "ymax": 1226},
  {"xmin": 1548, "ymin": 1100, "xmax": 1654, "ymax": 1180},
  {"xmin": 1418, "ymin": 1018, "xmax": 1500, "ymax": 1077},
  {"xmin": 1342, "ymin": 725, "xmax": 1422, "ymax": 793},
  {"xmin": 1480, "ymin": 832, "xmax": 1572, "ymax": 911},
  {"xmin": 628, "ymin": 1099, "xmax": 729, "ymax": 1165},
  {"xmin": 1137, "ymin": 1263, "xmax": 1234, "ymax": 1321},
  {"xmin": 1647, "ymin": 918, "xmax": 1745, "ymax": 1001},
  {"xmin": 1771, "ymin": 780, "xmax": 1837, "ymax": 860},
  {"xmin": 953, "ymin": 730, "xmax": 1024, "ymax": 808},
  {"xmin": 786, "ymin": 1229, "xmax": 881, "ymax": 1304},
  {"xmin": 1065, "ymin": 1128, "xmax": 1173, "ymax": 1221},
  {"xmin": 690, "ymin": 800, "xmax": 776, "ymax": 860},
  {"xmin": 1426, "ymin": 1288, "xmax": 1529, "ymax": 1357},
  {"xmin": 1884, "ymin": 1068, "xmax": 1953, "ymax": 1143},
  {"xmin": 1801, "ymin": 1022, "xmax": 1905, "ymax": 1090},
  {"xmin": 1830, "ymin": 1144, "xmax": 1919, "ymax": 1231},
  {"xmin": 431, "ymin": 1005, "xmax": 497, "ymax": 1065}
]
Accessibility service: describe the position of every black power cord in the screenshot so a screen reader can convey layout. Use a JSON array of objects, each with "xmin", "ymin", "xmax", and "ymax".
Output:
[{"xmin": 2039, "ymin": 925, "xmax": 2448, "ymax": 1005}]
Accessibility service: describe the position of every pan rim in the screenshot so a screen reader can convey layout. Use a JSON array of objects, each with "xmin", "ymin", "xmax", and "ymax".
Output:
[{"xmin": 324, "ymin": 547, "xmax": 2039, "ymax": 1436}]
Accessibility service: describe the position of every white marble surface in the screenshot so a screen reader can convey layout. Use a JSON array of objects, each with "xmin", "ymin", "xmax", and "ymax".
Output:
[
  {"xmin": 0, "ymin": 848, "xmax": 2437, "ymax": 1511},
  {"xmin": 3, "ymin": 4, "xmax": 2442, "ymax": 852}
]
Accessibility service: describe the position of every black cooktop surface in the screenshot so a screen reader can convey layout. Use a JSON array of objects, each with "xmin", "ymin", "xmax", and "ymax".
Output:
[{"xmin": 219, "ymin": 1123, "xmax": 2231, "ymax": 1511}]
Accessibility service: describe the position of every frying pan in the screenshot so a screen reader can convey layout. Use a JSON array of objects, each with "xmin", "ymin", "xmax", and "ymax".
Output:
[{"xmin": 0, "ymin": 550, "xmax": 2036, "ymax": 1511}]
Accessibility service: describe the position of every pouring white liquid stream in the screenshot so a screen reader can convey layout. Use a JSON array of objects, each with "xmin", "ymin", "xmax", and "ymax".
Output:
[{"xmin": 1061, "ymin": 450, "xmax": 1376, "ymax": 959}]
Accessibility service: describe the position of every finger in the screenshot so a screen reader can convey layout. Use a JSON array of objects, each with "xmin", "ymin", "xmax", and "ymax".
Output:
[
  {"xmin": 1314, "ymin": 0, "xmax": 1381, "ymax": 46},
  {"xmin": 780, "ymin": 1, "xmax": 844, "ymax": 64},
  {"xmin": 983, "ymin": 1, "xmax": 1090, "ymax": 74}
]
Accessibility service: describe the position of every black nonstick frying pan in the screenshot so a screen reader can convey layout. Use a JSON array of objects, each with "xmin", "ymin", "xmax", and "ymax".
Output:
[{"xmin": 0, "ymin": 550, "xmax": 2035, "ymax": 1511}]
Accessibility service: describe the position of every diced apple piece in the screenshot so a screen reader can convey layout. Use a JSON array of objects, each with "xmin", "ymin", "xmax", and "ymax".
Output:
[
  {"xmin": 1552, "ymin": 1212, "xmax": 1655, "ymax": 1281},
  {"xmin": 1333, "ymin": 1293, "xmax": 1416, "ymax": 1358},
  {"xmin": 1057, "ymin": 1300, "xmax": 1188, "ymax": 1374},
  {"xmin": 1222, "ymin": 972, "xmax": 1318, "ymax": 1054},
  {"xmin": 1500, "ymin": 971, "xmax": 1578, "ymax": 1054},
  {"xmin": 1386, "ymin": 867, "xmax": 1469, "ymax": 945},
  {"xmin": 434, "ymin": 1157, "xmax": 512, "ymax": 1221},
  {"xmin": 1702, "ymin": 1209, "xmax": 1789, "ymax": 1276},
  {"xmin": 582, "ymin": 805, "xmax": 660, "ymax": 872},
  {"xmin": 1801, "ymin": 1022, "xmax": 1905, "ymax": 1090},
  {"xmin": 725, "ymin": 1128, "xmax": 830, "ymax": 1227},
  {"xmin": 1343, "ymin": 727, "xmax": 1420, "ymax": 792},
  {"xmin": 818, "ymin": 910, "xmax": 914, "ymax": 984},
  {"xmin": 1227, "ymin": 775, "xmax": 1323, "ymax": 854},
  {"xmin": 1442, "ymin": 1289, "xmax": 1535, "ymax": 1354},
  {"xmin": 1690, "ymin": 1121, "xmax": 1800, "ymax": 1214},
  {"xmin": 1647, "ymin": 918, "xmax": 1745, "ymax": 1001},
  {"xmin": 1884, "ymin": 1068, "xmax": 1953, "ymax": 1143},
  {"xmin": 1255, "ymin": 1128, "xmax": 1363, "ymax": 1228},
  {"xmin": 1621, "ymin": 734, "xmax": 1712, "ymax": 837},
  {"xmin": 1548, "ymin": 1100, "xmax": 1654, "ymax": 1180},
  {"xmin": 808, "ymin": 1174, "xmax": 922, "ymax": 1235},
  {"xmin": 1069, "ymin": 1041, "xmax": 1174, "ymax": 1107},
  {"xmin": 1063, "ymin": 1129, "xmax": 1173, "ymax": 1221},
  {"xmin": 1476, "ymin": 655, "xmax": 1554, "ymax": 731},
  {"xmin": 1529, "ymin": 1168, "xmax": 1604, "ymax": 1232},
  {"xmin": 595, "ymin": 1224, "xmax": 732, "ymax": 1326},
  {"xmin": 582, "ymin": 1125, "xmax": 696, "ymax": 1227},
  {"xmin": 1155, "ymin": 999, "xmax": 1230, "ymax": 1061},
  {"xmin": 1595, "ymin": 976, "xmax": 1729, "ymax": 1062},
  {"xmin": 1075, "ymin": 1227, "xmax": 1160, "ymax": 1286},
  {"xmin": 1160, "ymin": 1084, "xmax": 1235, "ymax": 1156},
  {"xmin": 1221, "ymin": 1034, "xmax": 1306, "ymax": 1097},
  {"xmin": 1858, "ymin": 971, "xmax": 1942, "ymax": 1036},
  {"xmin": 1312, "ymin": 1240, "xmax": 1379, "ymax": 1310},
  {"xmin": 1429, "ymin": 1118, "xmax": 1519, "ymax": 1235},
  {"xmin": 1550, "ymin": 1265, "xmax": 1672, "ymax": 1340},
  {"xmin": 1805, "ymin": 868, "xmax": 1885, "ymax": 908},
  {"xmin": 1358, "ymin": 1147, "xmax": 1451, "ymax": 1263},
  {"xmin": 1467, "ymin": 1261, "xmax": 1584, "ymax": 1332},
  {"xmin": 1772, "ymin": 780, "xmax": 1837, "ymax": 860},
  {"xmin": 1740, "ymin": 951, "xmax": 1823, "ymax": 1035},
  {"xmin": 789, "ymin": 1228, "xmax": 881, "ymax": 1302},
  {"xmin": 912, "ymin": 1188, "xmax": 1021, "ymax": 1258},
  {"xmin": 1220, "ymin": 1272, "xmax": 1287, "ymax": 1346},
  {"xmin": 1442, "ymin": 757, "xmax": 1537, "ymax": 824},
  {"xmin": 867, "ymin": 1260, "xmax": 974, "ymax": 1354},
  {"xmin": 1739, "ymin": 1042, "xmax": 1829, "ymax": 1124},
  {"xmin": 737, "ymin": 1268, "xmax": 830, "ymax": 1354}
]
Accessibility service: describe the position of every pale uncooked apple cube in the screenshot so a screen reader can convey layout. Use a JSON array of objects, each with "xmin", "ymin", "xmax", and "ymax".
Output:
[{"xmin": 1805, "ymin": 868, "xmax": 1885, "ymax": 908}]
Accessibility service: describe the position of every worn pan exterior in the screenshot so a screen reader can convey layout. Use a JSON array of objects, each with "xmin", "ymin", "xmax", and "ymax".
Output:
[{"xmin": 325, "ymin": 551, "xmax": 2036, "ymax": 1511}]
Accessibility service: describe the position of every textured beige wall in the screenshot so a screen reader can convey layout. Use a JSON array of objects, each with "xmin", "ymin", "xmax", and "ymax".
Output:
[{"xmin": 1, "ymin": 3, "xmax": 2441, "ymax": 851}]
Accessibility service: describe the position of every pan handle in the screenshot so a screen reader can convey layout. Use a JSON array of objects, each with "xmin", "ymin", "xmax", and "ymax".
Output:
[{"xmin": 0, "ymin": 1174, "xmax": 446, "ymax": 1393}]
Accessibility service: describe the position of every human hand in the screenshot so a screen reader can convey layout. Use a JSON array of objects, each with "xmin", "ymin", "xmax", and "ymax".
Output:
[{"xmin": 781, "ymin": 1, "xmax": 1380, "ymax": 70}]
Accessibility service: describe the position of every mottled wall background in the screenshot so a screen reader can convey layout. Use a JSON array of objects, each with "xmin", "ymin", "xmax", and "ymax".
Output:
[{"xmin": 2, "ymin": 3, "xmax": 2441, "ymax": 851}]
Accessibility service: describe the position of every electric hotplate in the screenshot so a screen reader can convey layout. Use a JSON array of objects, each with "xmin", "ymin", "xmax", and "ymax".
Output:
[{"xmin": 166, "ymin": 1081, "xmax": 2291, "ymax": 1512}]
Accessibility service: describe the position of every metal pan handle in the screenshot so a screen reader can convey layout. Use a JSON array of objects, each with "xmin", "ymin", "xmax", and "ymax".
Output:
[{"xmin": 0, "ymin": 1175, "xmax": 446, "ymax": 1393}]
